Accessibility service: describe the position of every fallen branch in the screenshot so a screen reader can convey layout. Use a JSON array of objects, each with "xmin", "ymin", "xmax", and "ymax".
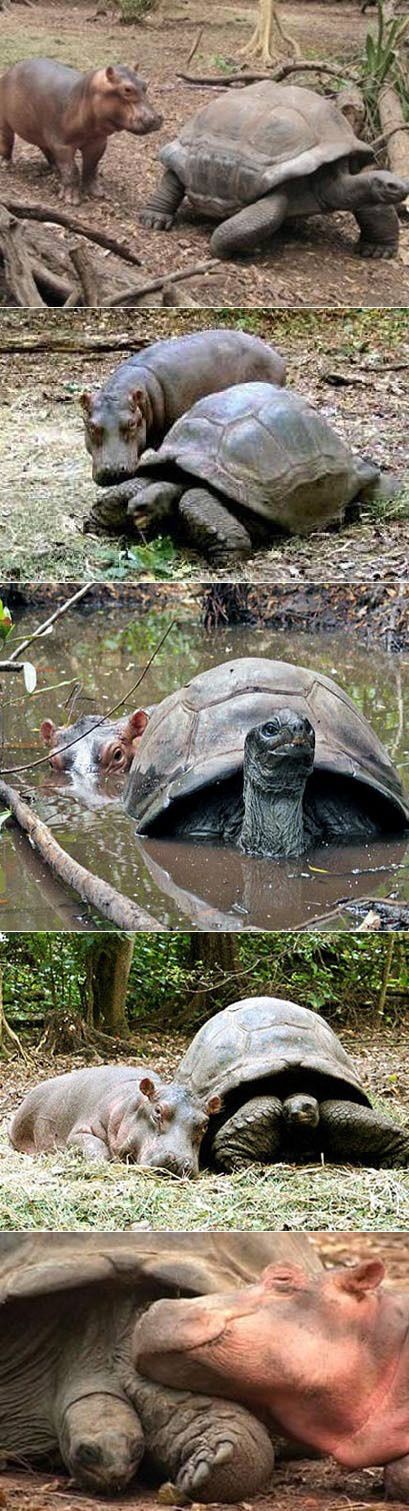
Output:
[
  {"xmin": 378, "ymin": 81, "xmax": 409, "ymax": 182},
  {"xmin": 177, "ymin": 60, "xmax": 357, "ymax": 86},
  {"xmin": 0, "ymin": 205, "xmax": 46, "ymax": 307},
  {"xmin": 0, "ymin": 335, "xmax": 153, "ymax": 354},
  {"xmin": 68, "ymin": 239, "xmax": 106, "ymax": 307},
  {"xmin": 106, "ymin": 257, "xmax": 219, "ymax": 305},
  {"xmin": 0, "ymin": 777, "xmax": 163, "ymax": 931},
  {"xmin": 186, "ymin": 26, "xmax": 203, "ymax": 64},
  {"xmin": 1, "ymin": 199, "xmax": 143, "ymax": 266}
]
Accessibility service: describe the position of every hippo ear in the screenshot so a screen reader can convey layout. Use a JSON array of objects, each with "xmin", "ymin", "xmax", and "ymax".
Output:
[
  {"xmin": 334, "ymin": 1260, "xmax": 385, "ymax": 1296},
  {"xmin": 40, "ymin": 719, "xmax": 57, "ymax": 745},
  {"xmin": 139, "ymin": 1077, "xmax": 157, "ymax": 1102},
  {"xmin": 127, "ymin": 709, "xmax": 149, "ymax": 741},
  {"xmin": 106, "ymin": 66, "xmax": 121, "ymax": 83},
  {"xmin": 262, "ymin": 1263, "xmax": 308, "ymax": 1292},
  {"xmin": 206, "ymin": 1094, "xmax": 222, "ymax": 1117},
  {"xmin": 79, "ymin": 390, "xmax": 94, "ymax": 416},
  {"xmin": 129, "ymin": 387, "xmax": 146, "ymax": 417}
]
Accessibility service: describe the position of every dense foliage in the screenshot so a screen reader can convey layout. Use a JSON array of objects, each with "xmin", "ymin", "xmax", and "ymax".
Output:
[{"xmin": 1, "ymin": 932, "xmax": 408, "ymax": 1043}]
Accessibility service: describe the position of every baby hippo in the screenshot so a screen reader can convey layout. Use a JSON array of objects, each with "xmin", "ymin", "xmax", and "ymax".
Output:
[
  {"xmin": 0, "ymin": 59, "xmax": 162, "ymax": 203},
  {"xmin": 40, "ymin": 708, "xmax": 150, "ymax": 780}
]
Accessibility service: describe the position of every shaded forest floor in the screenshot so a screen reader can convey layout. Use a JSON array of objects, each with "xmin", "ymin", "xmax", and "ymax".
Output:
[
  {"xmin": 1, "ymin": 308, "xmax": 409, "ymax": 582},
  {"xmin": 1, "ymin": 1022, "xmax": 409, "ymax": 1231},
  {"xmin": 2, "ymin": 1233, "xmax": 409, "ymax": 1510}
]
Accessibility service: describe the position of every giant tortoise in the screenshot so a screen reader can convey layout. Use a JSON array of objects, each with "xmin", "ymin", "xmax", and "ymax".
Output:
[
  {"xmin": 177, "ymin": 997, "xmax": 409, "ymax": 1170},
  {"xmin": 114, "ymin": 382, "xmax": 391, "ymax": 561},
  {"xmin": 139, "ymin": 82, "xmax": 409, "ymax": 260},
  {"xmin": 0, "ymin": 1232, "xmax": 316, "ymax": 1500},
  {"xmin": 124, "ymin": 657, "xmax": 409, "ymax": 857}
]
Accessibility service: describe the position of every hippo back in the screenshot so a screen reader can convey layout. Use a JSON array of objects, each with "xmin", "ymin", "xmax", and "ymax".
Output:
[
  {"xmin": 177, "ymin": 997, "xmax": 370, "ymax": 1106},
  {"xmin": 124, "ymin": 656, "xmax": 409, "ymax": 829}
]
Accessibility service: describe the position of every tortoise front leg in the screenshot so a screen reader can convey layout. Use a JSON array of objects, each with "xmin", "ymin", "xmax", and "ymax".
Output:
[
  {"xmin": 354, "ymin": 202, "xmax": 400, "ymax": 259},
  {"xmin": 384, "ymin": 1454, "xmax": 409, "ymax": 1501},
  {"xmin": 139, "ymin": 169, "xmax": 184, "ymax": 230},
  {"xmin": 319, "ymin": 1099, "xmax": 409, "ymax": 1167},
  {"xmin": 128, "ymin": 1374, "xmax": 275, "ymax": 1502},
  {"xmin": 179, "ymin": 487, "xmax": 252, "ymax": 564},
  {"xmin": 212, "ymin": 1095, "xmax": 284, "ymax": 1171},
  {"xmin": 210, "ymin": 190, "xmax": 289, "ymax": 258}
]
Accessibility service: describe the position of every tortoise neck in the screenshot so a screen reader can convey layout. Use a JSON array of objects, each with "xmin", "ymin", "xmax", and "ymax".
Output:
[{"xmin": 239, "ymin": 769, "xmax": 307, "ymax": 858}]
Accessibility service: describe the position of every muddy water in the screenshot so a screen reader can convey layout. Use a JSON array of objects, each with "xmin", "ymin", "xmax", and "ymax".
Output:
[{"xmin": 2, "ymin": 605, "xmax": 409, "ymax": 931}]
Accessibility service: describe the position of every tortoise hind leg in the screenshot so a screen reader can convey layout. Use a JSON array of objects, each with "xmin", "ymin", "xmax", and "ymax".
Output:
[
  {"xmin": 211, "ymin": 190, "xmax": 289, "ymax": 258},
  {"xmin": 139, "ymin": 169, "xmax": 184, "ymax": 230},
  {"xmin": 354, "ymin": 202, "xmax": 400, "ymax": 259},
  {"xmin": 212, "ymin": 1095, "xmax": 283, "ymax": 1171},
  {"xmin": 179, "ymin": 487, "xmax": 252, "ymax": 564},
  {"xmin": 319, "ymin": 1099, "xmax": 409, "ymax": 1167}
]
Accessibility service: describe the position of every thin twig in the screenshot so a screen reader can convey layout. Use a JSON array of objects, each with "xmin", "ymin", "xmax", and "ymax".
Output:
[
  {"xmin": 1, "ymin": 618, "xmax": 176, "ymax": 775},
  {"xmin": 7, "ymin": 582, "xmax": 92, "ymax": 664}
]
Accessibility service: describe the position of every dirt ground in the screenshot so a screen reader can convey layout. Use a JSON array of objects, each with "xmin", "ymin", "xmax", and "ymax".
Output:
[
  {"xmin": 1, "ymin": 0, "xmax": 408, "ymax": 310},
  {"xmin": 1, "ymin": 306, "xmax": 408, "ymax": 581},
  {"xmin": 2, "ymin": 1230, "xmax": 409, "ymax": 1511}
]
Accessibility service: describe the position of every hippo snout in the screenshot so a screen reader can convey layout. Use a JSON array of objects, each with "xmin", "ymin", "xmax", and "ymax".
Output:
[
  {"xmin": 143, "ymin": 1149, "xmax": 198, "ymax": 1179},
  {"xmin": 130, "ymin": 108, "xmax": 163, "ymax": 135}
]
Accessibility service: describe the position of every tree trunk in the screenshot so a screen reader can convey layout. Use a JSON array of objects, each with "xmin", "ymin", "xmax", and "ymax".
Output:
[
  {"xmin": 186, "ymin": 935, "xmax": 246, "ymax": 1020},
  {"xmin": 84, "ymin": 936, "xmax": 135, "ymax": 1036}
]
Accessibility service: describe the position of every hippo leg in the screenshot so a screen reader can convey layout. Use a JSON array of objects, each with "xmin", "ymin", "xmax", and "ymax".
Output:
[
  {"xmin": 385, "ymin": 1455, "xmax": 409, "ymax": 1501},
  {"xmin": 59, "ymin": 1392, "xmax": 144, "ymax": 1494},
  {"xmin": 139, "ymin": 170, "xmax": 185, "ymax": 230},
  {"xmin": 81, "ymin": 141, "xmax": 107, "ymax": 198},
  {"xmin": 354, "ymin": 203, "xmax": 400, "ymax": 259},
  {"xmin": 0, "ymin": 122, "xmax": 14, "ymax": 162},
  {"xmin": 66, "ymin": 1128, "xmax": 110, "ymax": 1160},
  {"xmin": 128, "ymin": 1375, "xmax": 275, "ymax": 1502},
  {"xmin": 210, "ymin": 190, "xmax": 289, "ymax": 258},
  {"xmin": 179, "ymin": 488, "xmax": 252, "ymax": 563},
  {"xmin": 212, "ymin": 1095, "xmax": 284, "ymax": 1171},
  {"xmin": 52, "ymin": 146, "xmax": 81, "ymax": 204},
  {"xmin": 318, "ymin": 1100, "xmax": 409, "ymax": 1167}
]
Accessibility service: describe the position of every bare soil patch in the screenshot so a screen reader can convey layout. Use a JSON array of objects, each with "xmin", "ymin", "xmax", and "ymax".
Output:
[{"xmin": 0, "ymin": 1, "xmax": 408, "ymax": 309}]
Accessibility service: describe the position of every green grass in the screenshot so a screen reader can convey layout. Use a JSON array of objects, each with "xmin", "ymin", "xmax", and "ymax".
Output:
[{"xmin": 2, "ymin": 1108, "xmax": 409, "ymax": 1232}]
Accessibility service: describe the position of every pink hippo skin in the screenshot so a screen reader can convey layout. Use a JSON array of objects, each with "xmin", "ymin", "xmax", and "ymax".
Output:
[
  {"xmin": 0, "ymin": 59, "xmax": 162, "ymax": 203},
  {"xmin": 9, "ymin": 1064, "xmax": 221, "ymax": 1177},
  {"xmin": 133, "ymin": 1257, "xmax": 409, "ymax": 1500}
]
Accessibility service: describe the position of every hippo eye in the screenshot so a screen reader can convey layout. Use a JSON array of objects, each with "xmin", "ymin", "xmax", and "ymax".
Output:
[
  {"xmin": 111, "ymin": 746, "xmax": 124, "ymax": 764},
  {"xmin": 88, "ymin": 423, "xmax": 104, "ymax": 444}
]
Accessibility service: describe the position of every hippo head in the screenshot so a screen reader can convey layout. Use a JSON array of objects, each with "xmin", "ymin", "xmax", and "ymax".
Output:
[
  {"xmin": 80, "ymin": 387, "xmax": 152, "ymax": 486},
  {"xmin": 90, "ymin": 64, "xmax": 163, "ymax": 136},
  {"xmin": 133, "ymin": 1258, "xmax": 388, "ymax": 1437},
  {"xmin": 40, "ymin": 710, "xmax": 149, "ymax": 780},
  {"xmin": 107, "ymin": 1078, "xmax": 222, "ymax": 1179}
]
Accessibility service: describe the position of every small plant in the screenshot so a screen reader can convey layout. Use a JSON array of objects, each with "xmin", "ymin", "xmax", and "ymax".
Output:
[
  {"xmin": 361, "ymin": 0, "xmax": 409, "ymax": 127},
  {"xmin": 116, "ymin": 0, "xmax": 157, "ymax": 22}
]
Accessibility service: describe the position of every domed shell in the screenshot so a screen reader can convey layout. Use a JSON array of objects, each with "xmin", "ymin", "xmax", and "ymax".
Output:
[
  {"xmin": 124, "ymin": 656, "xmax": 409, "ymax": 830},
  {"xmin": 160, "ymin": 83, "xmax": 374, "ymax": 216},
  {"xmin": 0, "ymin": 1233, "xmax": 308, "ymax": 1308},
  {"xmin": 178, "ymin": 997, "xmax": 370, "ymax": 1106},
  {"xmin": 137, "ymin": 383, "xmax": 379, "ymax": 534}
]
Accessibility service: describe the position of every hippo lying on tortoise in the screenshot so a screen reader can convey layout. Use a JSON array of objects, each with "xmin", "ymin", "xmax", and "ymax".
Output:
[
  {"xmin": 10, "ymin": 999, "xmax": 409, "ymax": 1171},
  {"xmin": 0, "ymin": 1230, "xmax": 299, "ymax": 1499},
  {"xmin": 81, "ymin": 328, "xmax": 286, "ymax": 495},
  {"xmin": 124, "ymin": 657, "xmax": 409, "ymax": 857},
  {"xmin": 140, "ymin": 82, "xmax": 409, "ymax": 259},
  {"xmin": 95, "ymin": 382, "xmax": 395, "ymax": 561},
  {"xmin": 135, "ymin": 1247, "xmax": 409, "ymax": 1503}
]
